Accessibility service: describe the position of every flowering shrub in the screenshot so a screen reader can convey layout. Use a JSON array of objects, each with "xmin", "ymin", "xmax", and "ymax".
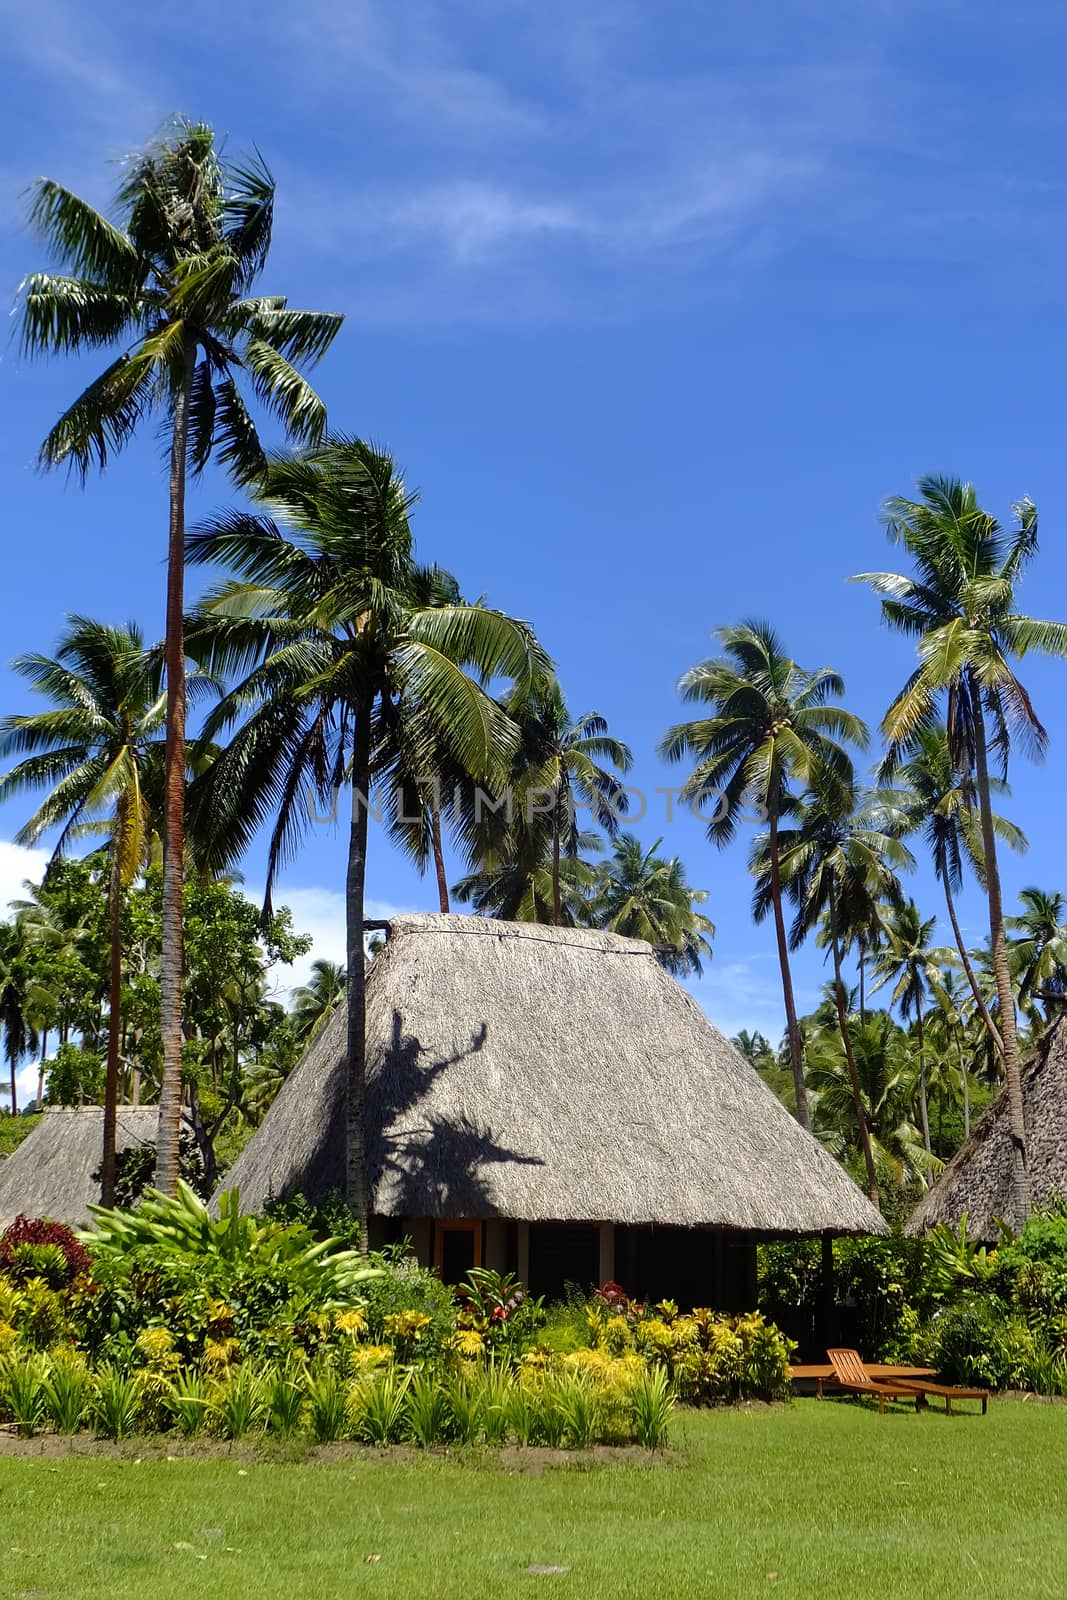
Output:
[
  {"xmin": 456, "ymin": 1268, "xmax": 545, "ymax": 1360},
  {"xmin": 0, "ymin": 1216, "xmax": 91, "ymax": 1286}
]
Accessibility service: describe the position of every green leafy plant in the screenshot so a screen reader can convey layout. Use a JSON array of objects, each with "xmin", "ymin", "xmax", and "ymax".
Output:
[
  {"xmin": 446, "ymin": 1372, "xmax": 486, "ymax": 1445},
  {"xmin": 305, "ymin": 1366, "xmax": 349, "ymax": 1444},
  {"xmin": 265, "ymin": 1364, "xmax": 306, "ymax": 1437},
  {"xmin": 42, "ymin": 1353, "xmax": 89, "ymax": 1434},
  {"xmin": 3, "ymin": 1354, "xmax": 48, "ymax": 1436},
  {"xmin": 555, "ymin": 1372, "xmax": 602, "ymax": 1448},
  {"xmin": 166, "ymin": 1369, "xmax": 210, "ymax": 1436},
  {"xmin": 405, "ymin": 1373, "xmax": 451, "ymax": 1447},
  {"xmin": 91, "ymin": 1364, "xmax": 143, "ymax": 1440},
  {"xmin": 631, "ymin": 1366, "xmax": 675, "ymax": 1450},
  {"xmin": 350, "ymin": 1370, "xmax": 410, "ymax": 1445},
  {"xmin": 211, "ymin": 1365, "xmax": 266, "ymax": 1439},
  {"xmin": 86, "ymin": 1184, "xmax": 378, "ymax": 1305}
]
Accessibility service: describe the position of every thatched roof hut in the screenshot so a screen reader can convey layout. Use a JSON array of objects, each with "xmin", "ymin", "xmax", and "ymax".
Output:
[
  {"xmin": 224, "ymin": 915, "xmax": 884, "ymax": 1299},
  {"xmin": 0, "ymin": 1107, "xmax": 162, "ymax": 1230},
  {"xmin": 907, "ymin": 1014, "xmax": 1067, "ymax": 1240}
]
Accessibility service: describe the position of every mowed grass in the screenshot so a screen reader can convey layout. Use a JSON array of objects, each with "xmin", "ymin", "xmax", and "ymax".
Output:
[{"xmin": 2, "ymin": 1400, "xmax": 1065, "ymax": 1600}]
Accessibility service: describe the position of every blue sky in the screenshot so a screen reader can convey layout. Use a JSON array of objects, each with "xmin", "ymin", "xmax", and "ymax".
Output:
[{"xmin": 2, "ymin": 0, "xmax": 1067, "ymax": 1075}]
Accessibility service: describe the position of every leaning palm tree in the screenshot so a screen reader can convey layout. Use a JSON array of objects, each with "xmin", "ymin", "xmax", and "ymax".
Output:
[
  {"xmin": 880, "ymin": 724, "xmax": 1025, "ymax": 1056},
  {"xmin": 186, "ymin": 438, "xmax": 551, "ymax": 1241},
  {"xmin": 18, "ymin": 119, "xmax": 343, "ymax": 1193},
  {"xmin": 0, "ymin": 618, "xmax": 169, "ymax": 1201},
  {"xmin": 290, "ymin": 959, "xmax": 346, "ymax": 1046},
  {"xmin": 660, "ymin": 621, "xmax": 866, "ymax": 1130},
  {"xmin": 869, "ymin": 901, "xmax": 956, "ymax": 1160},
  {"xmin": 587, "ymin": 833, "xmax": 715, "ymax": 976},
  {"xmin": 1007, "ymin": 888, "xmax": 1067, "ymax": 1027},
  {"xmin": 766, "ymin": 782, "xmax": 913, "ymax": 1206},
  {"xmin": 853, "ymin": 476, "xmax": 1067, "ymax": 1229}
]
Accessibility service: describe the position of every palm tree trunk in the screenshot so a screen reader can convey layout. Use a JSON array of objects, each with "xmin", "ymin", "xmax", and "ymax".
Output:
[
  {"xmin": 551, "ymin": 808, "xmax": 562, "ymax": 927},
  {"xmin": 431, "ymin": 809, "xmax": 449, "ymax": 913},
  {"xmin": 971, "ymin": 678, "xmax": 1030, "ymax": 1230},
  {"xmin": 35, "ymin": 1029, "xmax": 48, "ymax": 1112},
  {"xmin": 345, "ymin": 698, "xmax": 373, "ymax": 1252},
  {"xmin": 859, "ymin": 942, "xmax": 866, "ymax": 1025},
  {"xmin": 915, "ymin": 1009, "xmax": 931, "ymax": 1158},
  {"xmin": 943, "ymin": 871, "xmax": 1003, "ymax": 1057},
  {"xmin": 155, "ymin": 343, "xmax": 197, "ymax": 1196},
  {"xmin": 8, "ymin": 1056, "xmax": 16, "ymax": 1118},
  {"xmin": 100, "ymin": 834, "xmax": 123, "ymax": 1206},
  {"xmin": 831, "ymin": 922, "xmax": 879, "ymax": 1209},
  {"xmin": 955, "ymin": 1027, "xmax": 971, "ymax": 1139},
  {"xmin": 768, "ymin": 800, "xmax": 811, "ymax": 1129}
]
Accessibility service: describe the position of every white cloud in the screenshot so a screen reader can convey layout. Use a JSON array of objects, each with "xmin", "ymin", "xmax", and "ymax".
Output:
[
  {"xmin": 0, "ymin": 840, "xmax": 50, "ymax": 916},
  {"xmin": 262, "ymin": 885, "xmax": 416, "ymax": 1002},
  {"xmin": 686, "ymin": 957, "xmax": 818, "ymax": 1045}
]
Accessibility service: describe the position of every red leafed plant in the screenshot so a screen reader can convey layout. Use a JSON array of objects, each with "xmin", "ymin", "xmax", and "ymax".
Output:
[{"xmin": 0, "ymin": 1214, "xmax": 92, "ymax": 1284}]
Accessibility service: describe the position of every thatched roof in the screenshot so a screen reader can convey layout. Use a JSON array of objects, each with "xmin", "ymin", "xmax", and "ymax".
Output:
[
  {"xmin": 223, "ymin": 914, "xmax": 885, "ymax": 1235},
  {"xmin": 0, "ymin": 1107, "xmax": 162, "ymax": 1230},
  {"xmin": 907, "ymin": 1014, "xmax": 1067, "ymax": 1239}
]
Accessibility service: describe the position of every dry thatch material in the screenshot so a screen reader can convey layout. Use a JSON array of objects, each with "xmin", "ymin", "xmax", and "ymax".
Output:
[
  {"xmin": 224, "ymin": 914, "xmax": 885, "ymax": 1235},
  {"xmin": 907, "ymin": 1014, "xmax": 1067, "ymax": 1239},
  {"xmin": 0, "ymin": 1107, "xmax": 162, "ymax": 1230}
]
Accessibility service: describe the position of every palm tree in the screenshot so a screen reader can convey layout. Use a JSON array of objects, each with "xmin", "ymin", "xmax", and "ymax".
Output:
[
  {"xmin": 0, "ymin": 923, "xmax": 36, "ymax": 1115},
  {"xmin": 805, "ymin": 1013, "xmax": 933, "ymax": 1198},
  {"xmin": 18, "ymin": 120, "xmax": 343, "ymax": 1194},
  {"xmin": 452, "ymin": 841, "xmax": 600, "ymax": 925},
  {"xmin": 1007, "ymin": 888, "xmax": 1067, "ymax": 1027},
  {"xmin": 869, "ymin": 901, "xmax": 956, "ymax": 1160},
  {"xmin": 186, "ymin": 437, "xmax": 550, "ymax": 1241},
  {"xmin": 660, "ymin": 621, "xmax": 866, "ymax": 1130},
  {"xmin": 929, "ymin": 963, "xmax": 977, "ymax": 1139},
  {"xmin": 290, "ymin": 959, "xmax": 345, "ymax": 1046},
  {"xmin": 881, "ymin": 724, "xmax": 1025, "ymax": 1056},
  {"xmin": 0, "ymin": 619, "xmax": 168, "ymax": 1201},
  {"xmin": 587, "ymin": 833, "xmax": 715, "ymax": 975},
  {"xmin": 768, "ymin": 782, "xmax": 913, "ymax": 1206},
  {"xmin": 853, "ymin": 475, "xmax": 1067, "ymax": 1229},
  {"xmin": 504, "ymin": 685, "xmax": 632, "ymax": 927}
]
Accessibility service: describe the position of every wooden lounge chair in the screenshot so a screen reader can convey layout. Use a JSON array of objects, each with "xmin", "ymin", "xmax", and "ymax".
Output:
[
  {"xmin": 828, "ymin": 1349, "xmax": 988, "ymax": 1416},
  {"xmin": 823, "ymin": 1349, "xmax": 922, "ymax": 1414}
]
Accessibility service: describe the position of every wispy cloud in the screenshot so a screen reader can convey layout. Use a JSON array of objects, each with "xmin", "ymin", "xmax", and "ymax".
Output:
[
  {"xmin": 686, "ymin": 956, "xmax": 818, "ymax": 1044},
  {"xmin": 259, "ymin": 884, "xmax": 417, "ymax": 1001},
  {"xmin": 0, "ymin": 839, "xmax": 50, "ymax": 915}
]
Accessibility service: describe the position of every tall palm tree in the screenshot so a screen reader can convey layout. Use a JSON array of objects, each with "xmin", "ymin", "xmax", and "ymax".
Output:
[
  {"xmin": 18, "ymin": 120, "xmax": 343, "ymax": 1194},
  {"xmin": 1007, "ymin": 888, "xmax": 1067, "ymax": 1026},
  {"xmin": 0, "ymin": 619, "xmax": 168, "ymax": 1201},
  {"xmin": 881, "ymin": 724, "xmax": 1025, "ymax": 1056},
  {"xmin": 660, "ymin": 621, "xmax": 866, "ymax": 1130},
  {"xmin": 290, "ymin": 958, "xmax": 345, "ymax": 1046},
  {"xmin": 929, "ymin": 963, "xmax": 977, "ymax": 1139},
  {"xmin": 587, "ymin": 833, "xmax": 715, "ymax": 975},
  {"xmin": 768, "ymin": 782, "xmax": 913, "ymax": 1206},
  {"xmin": 853, "ymin": 475, "xmax": 1067, "ymax": 1229},
  {"xmin": 186, "ymin": 438, "xmax": 551, "ymax": 1241},
  {"xmin": 869, "ymin": 901, "xmax": 955, "ymax": 1160}
]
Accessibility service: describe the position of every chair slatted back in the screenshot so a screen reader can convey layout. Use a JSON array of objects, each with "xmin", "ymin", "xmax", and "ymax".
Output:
[{"xmin": 828, "ymin": 1348, "xmax": 871, "ymax": 1386}]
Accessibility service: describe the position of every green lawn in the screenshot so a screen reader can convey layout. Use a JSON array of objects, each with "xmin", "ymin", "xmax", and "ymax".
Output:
[{"xmin": 2, "ymin": 1400, "xmax": 1064, "ymax": 1599}]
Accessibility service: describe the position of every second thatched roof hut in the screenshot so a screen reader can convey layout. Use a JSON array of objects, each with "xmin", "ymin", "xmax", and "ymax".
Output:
[
  {"xmin": 223, "ymin": 914, "xmax": 884, "ymax": 1303},
  {"xmin": 907, "ymin": 1014, "xmax": 1067, "ymax": 1240}
]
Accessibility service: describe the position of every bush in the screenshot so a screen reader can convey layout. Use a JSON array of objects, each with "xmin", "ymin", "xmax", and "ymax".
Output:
[
  {"xmin": 359, "ymin": 1255, "xmax": 457, "ymax": 1369},
  {"xmin": 0, "ymin": 1215, "xmax": 91, "ymax": 1285},
  {"xmin": 915, "ymin": 1295, "xmax": 1037, "ymax": 1389}
]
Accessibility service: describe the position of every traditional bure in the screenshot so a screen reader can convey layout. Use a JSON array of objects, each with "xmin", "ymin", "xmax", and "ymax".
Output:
[
  {"xmin": 907, "ymin": 1013, "xmax": 1067, "ymax": 1240},
  {"xmin": 223, "ymin": 914, "xmax": 886, "ymax": 1302},
  {"xmin": 0, "ymin": 1107, "xmax": 164, "ymax": 1230}
]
